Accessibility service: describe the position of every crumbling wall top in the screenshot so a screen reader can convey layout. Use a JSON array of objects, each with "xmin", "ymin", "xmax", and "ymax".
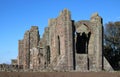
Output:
[
  {"xmin": 90, "ymin": 12, "xmax": 102, "ymax": 23},
  {"xmin": 59, "ymin": 9, "xmax": 71, "ymax": 21},
  {"xmin": 18, "ymin": 40, "xmax": 24, "ymax": 43},
  {"xmin": 91, "ymin": 12, "xmax": 99, "ymax": 17},
  {"xmin": 30, "ymin": 26, "xmax": 38, "ymax": 32}
]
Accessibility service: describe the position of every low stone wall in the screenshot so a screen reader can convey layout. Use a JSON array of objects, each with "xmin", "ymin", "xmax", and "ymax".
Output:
[
  {"xmin": 76, "ymin": 54, "xmax": 88, "ymax": 71},
  {"xmin": 0, "ymin": 64, "xmax": 23, "ymax": 72},
  {"xmin": 0, "ymin": 64, "xmax": 115, "ymax": 72},
  {"xmin": 103, "ymin": 57, "xmax": 113, "ymax": 71}
]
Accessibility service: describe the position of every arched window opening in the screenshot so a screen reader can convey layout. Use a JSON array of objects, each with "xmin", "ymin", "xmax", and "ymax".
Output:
[
  {"xmin": 58, "ymin": 36, "xmax": 61, "ymax": 55},
  {"xmin": 76, "ymin": 32, "xmax": 91, "ymax": 54},
  {"xmin": 46, "ymin": 46, "xmax": 50, "ymax": 64}
]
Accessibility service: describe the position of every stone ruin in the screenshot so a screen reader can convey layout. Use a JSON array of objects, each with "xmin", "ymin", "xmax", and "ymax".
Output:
[{"xmin": 8, "ymin": 9, "xmax": 113, "ymax": 72}]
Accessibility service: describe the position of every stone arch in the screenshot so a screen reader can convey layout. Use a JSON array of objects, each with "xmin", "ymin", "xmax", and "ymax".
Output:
[{"xmin": 75, "ymin": 23, "xmax": 92, "ymax": 54}]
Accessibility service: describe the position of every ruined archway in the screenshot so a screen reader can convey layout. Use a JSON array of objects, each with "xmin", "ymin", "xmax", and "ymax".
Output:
[{"xmin": 75, "ymin": 23, "xmax": 91, "ymax": 54}]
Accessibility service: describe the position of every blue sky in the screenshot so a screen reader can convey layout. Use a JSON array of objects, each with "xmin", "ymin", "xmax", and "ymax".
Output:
[{"xmin": 0, "ymin": 0, "xmax": 120, "ymax": 64}]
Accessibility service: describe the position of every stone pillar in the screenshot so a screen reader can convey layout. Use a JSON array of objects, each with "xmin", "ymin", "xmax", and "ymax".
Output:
[
  {"xmin": 96, "ymin": 22, "xmax": 103, "ymax": 71},
  {"xmin": 64, "ymin": 9, "xmax": 74, "ymax": 70},
  {"xmin": 18, "ymin": 40, "xmax": 24, "ymax": 65},
  {"xmin": 29, "ymin": 26, "xmax": 40, "ymax": 69},
  {"xmin": 90, "ymin": 13, "xmax": 103, "ymax": 71},
  {"xmin": 23, "ymin": 30, "xmax": 30, "ymax": 69},
  {"xmin": 29, "ymin": 26, "xmax": 40, "ymax": 49}
]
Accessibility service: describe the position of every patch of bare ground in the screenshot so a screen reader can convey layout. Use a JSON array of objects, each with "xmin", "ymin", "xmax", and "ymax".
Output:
[{"xmin": 0, "ymin": 72, "xmax": 120, "ymax": 77}]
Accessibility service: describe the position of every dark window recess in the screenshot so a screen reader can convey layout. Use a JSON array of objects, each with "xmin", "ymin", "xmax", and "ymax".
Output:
[
  {"xmin": 76, "ymin": 32, "xmax": 91, "ymax": 54},
  {"xmin": 58, "ymin": 36, "xmax": 61, "ymax": 55}
]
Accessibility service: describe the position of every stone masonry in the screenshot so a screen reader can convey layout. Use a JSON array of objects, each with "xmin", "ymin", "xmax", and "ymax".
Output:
[{"xmin": 17, "ymin": 9, "xmax": 113, "ymax": 71}]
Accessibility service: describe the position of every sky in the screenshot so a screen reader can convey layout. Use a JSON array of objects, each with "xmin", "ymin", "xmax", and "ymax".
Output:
[{"xmin": 0, "ymin": 0, "xmax": 120, "ymax": 64}]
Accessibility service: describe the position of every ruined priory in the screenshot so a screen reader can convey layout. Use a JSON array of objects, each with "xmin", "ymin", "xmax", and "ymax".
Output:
[{"xmin": 17, "ymin": 9, "xmax": 113, "ymax": 71}]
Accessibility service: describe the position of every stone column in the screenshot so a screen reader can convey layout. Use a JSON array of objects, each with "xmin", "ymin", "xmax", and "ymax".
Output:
[
  {"xmin": 23, "ymin": 30, "xmax": 30, "ymax": 69},
  {"xmin": 96, "ymin": 23, "xmax": 103, "ymax": 71},
  {"xmin": 90, "ymin": 13, "xmax": 103, "ymax": 71},
  {"xmin": 64, "ymin": 9, "xmax": 74, "ymax": 70}
]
